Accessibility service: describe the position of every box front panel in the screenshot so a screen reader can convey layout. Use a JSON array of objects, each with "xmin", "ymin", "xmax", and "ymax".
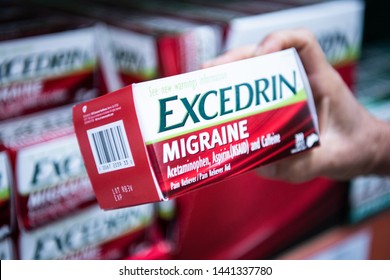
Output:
[{"xmin": 133, "ymin": 49, "xmax": 319, "ymax": 198}]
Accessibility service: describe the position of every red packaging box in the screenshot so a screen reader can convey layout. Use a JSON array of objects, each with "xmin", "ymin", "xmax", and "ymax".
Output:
[
  {"xmin": 0, "ymin": 105, "xmax": 97, "ymax": 231},
  {"xmin": 92, "ymin": 0, "xmax": 247, "ymax": 41},
  {"xmin": 73, "ymin": 48, "xmax": 319, "ymax": 210},
  {"xmin": 0, "ymin": 5, "xmax": 111, "ymax": 121},
  {"xmin": 222, "ymin": 0, "xmax": 365, "ymax": 90},
  {"xmin": 0, "ymin": 148, "xmax": 13, "ymax": 239},
  {"xmin": 16, "ymin": 203, "xmax": 155, "ymax": 259},
  {"xmin": 105, "ymin": 0, "xmax": 364, "ymax": 90},
  {"xmin": 31, "ymin": 0, "xmax": 223, "ymax": 86},
  {"xmin": 172, "ymin": 174, "xmax": 348, "ymax": 259}
]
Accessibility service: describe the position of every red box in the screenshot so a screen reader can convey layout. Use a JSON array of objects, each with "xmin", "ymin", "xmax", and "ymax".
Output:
[
  {"xmin": 30, "ymin": 0, "xmax": 223, "ymax": 86},
  {"xmin": 101, "ymin": 0, "xmax": 365, "ymax": 90},
  {"xmin": 222, "ymin": 0, "xmax": 365, "ymax": 90},
  {"xmin": 0, "ymin": 147, "xmax": 13, "ymax": 238},
  {"xmin": 0, "ymin": 105, "xmax": 97, "ymax": 231},
  {"xmin": 16, "ymin": 203, "xmax": 155, "ymax": 259},
  {"xmin": 73, "ymin": 48, "xmax": 319, "ymax": 209},
  {"xmin": 0, "ymin": 4, "xmax": 109, "ymax": 121}
]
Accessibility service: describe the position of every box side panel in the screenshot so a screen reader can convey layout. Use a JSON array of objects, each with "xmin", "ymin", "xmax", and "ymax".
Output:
[{"xmin": 73, "ymin": 86, "xmax": 161, "ymax": 209}]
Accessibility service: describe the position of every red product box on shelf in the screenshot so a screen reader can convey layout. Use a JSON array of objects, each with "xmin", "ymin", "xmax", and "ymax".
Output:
[
  {"xmin": 109, "ymin": 12, "xmax": 222, "ymax": 82},
  {"xmin": 0, "ymin": 9, "xmax": 109, "ymax": 121},
  {"xmin": 16, "ymin": 203, "xmax": 155, "ymax": 259},
  {"xmin": 33, "ymin": 0, "xmax": 222, "ymax": 86},
  {"xmin": 40, "ymin": 0, "xmax": 163, "ymax": 86},
  {"xmin": 223, "ymin": 0, "xmax": 365, "ymax": 90},
  {"xmin": 0, "ymin": 148, "xmax": 13, "ymax": 239},
  {"xmin": 106, "ymin": 0, "xmax": 364, "ymax": 91},
  {"xmin": 0, "ymin": 105, "xmax": 97, "ymax": 231},
  {"xmin": 95, "ymin": 0, "xmax": 248, "ymax": 42},
  {"xmin": 73, "ymin": 48, "xmax": 319, "ymax": 209}
]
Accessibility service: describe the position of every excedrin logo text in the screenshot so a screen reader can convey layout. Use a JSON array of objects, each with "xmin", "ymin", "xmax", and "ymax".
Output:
[
  {"xmin": 317, "ymin": 31, "xmax": 352, "ymax": 63},
  {"xmin": 158, "ymin": 71, "xmax": 297, "ymax": 133},
  {"xmin": 114, "ymin": 46, "xmax": 145, "ymax": 73},
  {"xmin": 30, "ymin": 205, "xmax": 152, "ymax": 260},
  {"xmin": 0, "ymin": 48, "xmax": 93, "ymax": 83},
  {"xmin": 29, "ymin": 151, "xmax": 85, "ymax": 189}
]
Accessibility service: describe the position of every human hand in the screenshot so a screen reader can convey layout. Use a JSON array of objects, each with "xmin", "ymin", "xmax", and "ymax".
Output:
[{"xmin": 204, "ymin": 29, "xmax": 390, "ymax": 182}]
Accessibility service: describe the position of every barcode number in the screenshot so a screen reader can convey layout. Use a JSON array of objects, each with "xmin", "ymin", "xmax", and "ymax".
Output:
[{"xmin": 87, "ymin": 120, "xmax": 134, "ymax": 174}]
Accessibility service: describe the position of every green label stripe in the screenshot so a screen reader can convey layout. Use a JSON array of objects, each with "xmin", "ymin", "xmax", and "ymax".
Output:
[
  {"xmin": 121, "ymin": 68, "xmax": 158, "ymax": 79},
  {"xmin": 0, "ymin": 61, "xmax": 96, "ymax": 86},
  {"xmin": 146, "ymin": 88, "xmax": 307, "ymax": 144},
  {"xmin": 0, "ymin": 188, "xmax": 10, "ymax": 201},
  {"xmin": 48, "ymin": 60, "xmax": 97, "ymax": 78},
  {"xmin": 329, "ymin": 46, "xmax": 361, "ymax": 67}
]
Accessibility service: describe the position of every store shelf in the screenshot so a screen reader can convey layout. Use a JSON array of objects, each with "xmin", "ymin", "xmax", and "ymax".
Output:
[{"xmin": 4, "ymin": 0, "xmax": 388, "ymax": 260}]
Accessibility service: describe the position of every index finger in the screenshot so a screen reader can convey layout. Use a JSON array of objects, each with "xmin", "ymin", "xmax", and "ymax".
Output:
[{"xmin": 254, "ymin": 29, "xmax": 330, "ymax": 76}]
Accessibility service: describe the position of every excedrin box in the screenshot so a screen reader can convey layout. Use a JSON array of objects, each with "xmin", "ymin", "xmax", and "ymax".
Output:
[
  {"xmin": 0, "ymin": 105, "xmax": 97, "ymax": 231},
  {"xmin": 73, "ymin": 48, "xmax": 319, "ymax": 209},
  {"xmin": 0, "ymin": 9, "xmax": 108, "ymax": 121},
  {"xmin": 221, "ymin": 0, "xmax": 364, "ymax": 89},
  {"xmin": 34, "ymin": 0, "xmax": 222, "ymax": 85},
  {"xmin": 93, "ymin": 0, "xmax": 248, "ymax": 41},
  {"xmin": 33, "ymin": 0, "xmax": 159, "ymax": 86},
  {"xmin": 17, "ymin": 203, "xmax": 154, "ymax": 259},
  {"xmin": 109, "ymin": 0, "xmax": 364, "ymax": 90},
  {"xmin": 181, "ymin": 0, "xmax": 364, "ymax": 89},
  {"xmin": 0, "ymin": 148, "xmax": 13, "ymax": 239}
]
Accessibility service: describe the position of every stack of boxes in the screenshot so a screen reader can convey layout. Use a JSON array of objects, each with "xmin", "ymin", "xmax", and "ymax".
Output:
[
  {"xmin": 349, "ymin": 41, "xmax": 390, "ymax": 223},
  {"xmin": 0, "ymin": 104, "xmax": 159, "ymax": 260},
  {"xmin": 0, "ymin": 2, "xmax": 164, "ymax": 260},
  {"xmin": 32, "ymin": 0, "xmax": 223, "ymax": 86},
  {"xmin": 0, "ymin": 147, "xmax": 15, "ymax": 259},
  {"xmin": 1, "ymin": 0, "xmax": 369, "ymax": 260},
  {"xmin": 0, "ymin": 3, "xmax": 110, "ymax": 120}
]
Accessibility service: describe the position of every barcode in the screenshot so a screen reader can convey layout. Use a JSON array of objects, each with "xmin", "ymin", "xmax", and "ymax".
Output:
[{"xmin": 87, "ymin": 120, "xmax": 134, "ymax": 174}]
